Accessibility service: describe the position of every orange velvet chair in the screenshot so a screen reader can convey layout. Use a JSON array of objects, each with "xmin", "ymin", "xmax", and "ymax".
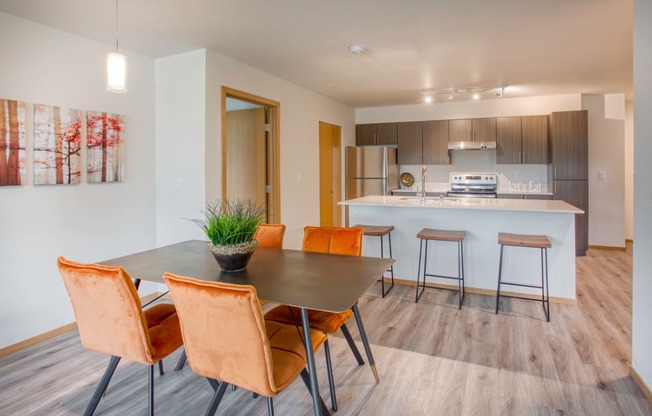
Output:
[
  {"xmin": 57, "ymin": 257, "xmax": 183, "ymax": 416},
  {"xmin": 254, "ymin": 223, "xmax": 286, "ymax": 248},
  {"xmin": 163, "ymin": 273, "xmax": 336, "ymax": 415},
  {"xmin": 264, "ymin": 226, "xmax": 375, "ymax": 380}
]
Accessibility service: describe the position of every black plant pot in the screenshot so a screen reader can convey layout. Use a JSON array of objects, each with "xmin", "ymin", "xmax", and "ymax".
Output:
[{"xmin": 209, "ymin": 240, "xmax": 258, "ymax": 272}]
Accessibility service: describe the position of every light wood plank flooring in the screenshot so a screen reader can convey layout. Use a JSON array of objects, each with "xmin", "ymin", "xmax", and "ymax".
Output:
[{"xmin": 1, "ymin": 246, "xmax": 650, "ymax": 415}]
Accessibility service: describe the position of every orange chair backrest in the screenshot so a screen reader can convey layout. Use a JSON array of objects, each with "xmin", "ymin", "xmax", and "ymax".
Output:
[
  {"xmin": 302, "ymin": 226, "xmax": 363, "ymax": 256},
  {"xmin": 56, "ymin": 257, "xmax": 155, "ymax": 364},
  {"xmin": 163, "ymin": 273, "xmax": 278, "ymax": 397},
  {"xmin": 254, "ymin": 224, "xmax": 286, "ymax": 249}
]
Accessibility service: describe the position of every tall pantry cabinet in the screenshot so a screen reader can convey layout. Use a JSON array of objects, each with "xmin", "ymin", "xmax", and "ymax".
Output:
[{"xmin": 551, "ymin": 110, "xmax": 589, "ymax": 256}]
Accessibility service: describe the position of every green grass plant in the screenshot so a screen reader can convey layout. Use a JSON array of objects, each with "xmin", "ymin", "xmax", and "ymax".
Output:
[{"xmin": 190, "ymin": 199, "xmax": 265, "ymax": 246}]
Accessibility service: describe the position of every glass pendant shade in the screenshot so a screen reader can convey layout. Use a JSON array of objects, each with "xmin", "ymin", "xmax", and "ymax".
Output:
[{"xmin": 107, "ymin": 52, "xmax": 127, "ymax": 93}]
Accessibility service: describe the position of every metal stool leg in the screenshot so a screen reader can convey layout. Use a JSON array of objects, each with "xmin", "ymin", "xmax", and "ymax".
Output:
[
  {"xmin": 495, "ymin": 244, "xmax": 504, "ymax": 314},
  {"xmin": 415, "ymin": 238, "xmax": 423, "ymax": 302},
  {"xmin": 544, "ymin": 248, "xmax": 550, "ymax": 321},
  {"xmin": 379, "ymin": 233, "xmax": 395, "ymax": 298}
]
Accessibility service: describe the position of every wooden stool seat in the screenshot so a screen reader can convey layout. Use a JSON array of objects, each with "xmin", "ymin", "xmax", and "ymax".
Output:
[
  {"xmin": 498, "ymin": 233, "xmax": 551, "ymax": 248},
  {"xmin": 353, "ymin": 224, "xmax": 394, "ymax": 237},
  {"xmin": 351, "ymin": 224, "xmax": 395, "ymax": 298},
  {"xmin": 417, "ymin": 228, "xmax": 466, "ymax": 242},
  {"xmin": 496, "ymin": 232, "xmax": 551, "ymax": 321},
  {"xmin": 415, "ymin": 228, "xmax": 466, "ymax": 308}
]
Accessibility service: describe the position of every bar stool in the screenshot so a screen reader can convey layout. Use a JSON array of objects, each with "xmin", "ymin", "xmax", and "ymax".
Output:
[
  {"xmin": 495, "ymin": 232, "xmax": 551, "ymax": 321},
  {"xmin": 352, "ymin": 224, "xmax": 395, "ymax": 297},
  {"xmin": 415, "ymin": 228, "xmax": 465, "ymax": 308}
]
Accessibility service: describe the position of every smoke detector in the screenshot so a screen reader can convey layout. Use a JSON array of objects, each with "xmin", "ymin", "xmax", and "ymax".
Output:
[{"xmin": 349, "ymin": 44, "xmax": 366, "ymax": 55}]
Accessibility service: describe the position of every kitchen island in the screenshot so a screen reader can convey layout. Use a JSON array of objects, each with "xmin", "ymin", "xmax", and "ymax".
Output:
[{"xmin": 340, "ymin": 195, "xmax": 584, "ymax": 302}]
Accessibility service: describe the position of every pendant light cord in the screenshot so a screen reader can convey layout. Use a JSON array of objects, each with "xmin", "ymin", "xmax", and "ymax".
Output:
[{"xmin": 114, "ymin": 0, "xmax": 119, "ymax": 53}]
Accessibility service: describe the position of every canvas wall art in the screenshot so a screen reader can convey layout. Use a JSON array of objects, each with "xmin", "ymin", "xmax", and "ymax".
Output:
[
  {"xmin": 33, "ymin": 104, "xmax": 82, "ymax": 185},
  {"xmin": 0, "ymin": 99, "xmax": 26, "ymax": 186},
  {"xmin": 86, "ymin": 111, "xmax": 124, "ymax": 183}
]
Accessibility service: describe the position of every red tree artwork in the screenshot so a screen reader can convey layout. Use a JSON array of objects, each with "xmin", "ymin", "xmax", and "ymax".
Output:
[
  {"xmin": 33, "ymin": 104, "xmax": 82, "ymax": 185},
  {"xmin": 86, "ymin": 111, "xmax": 124, "ymax": 183},
  {"xmin": 0, "ymin": 98, "xmax": 26, "ymax": 186}
]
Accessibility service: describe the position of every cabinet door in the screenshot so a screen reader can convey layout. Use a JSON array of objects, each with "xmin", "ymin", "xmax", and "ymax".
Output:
[
  {"xmin": 472, "ymin": 118, "xmax": 497, "ymax": 141},
  {"xmin": 496, "ymin": 117, "xmax": 521, "ymax": 164},
  {"xmin": 554, "ymin": 180, "xmax": 588, "ymax": 256},
  {"xmin": 422, "ymin": 120, "xmax": 450, "ymax": 164},
  {"xmin": 355, "ymin": 124, "xmax": 377, "ymax": 146},
  {"xmin": 551, "ymin": 110, "xmax": 588, "ymax": 180},
  {"xmin": 376, "ymin": 123, "xmax": 398, "ymax": 145},
  {"xmin": 397, "ymin": 122, "xmax": 423, "ymax": 165},
  {"xmin": 522, "ymin": 115, "xmax": 549, "ymax": 164},
  {"xmin": 449, "ymin": 119, "xmax": 473, "ymax": 142}
]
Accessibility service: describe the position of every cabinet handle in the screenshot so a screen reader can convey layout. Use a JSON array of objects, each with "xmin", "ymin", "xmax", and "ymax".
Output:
[{"xmin": 522, "ymin": 151, "xmax": 525, "ymax": 163}]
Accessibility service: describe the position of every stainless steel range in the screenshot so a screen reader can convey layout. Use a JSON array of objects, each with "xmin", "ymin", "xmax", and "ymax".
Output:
[{"xmin": 447, "ymin": 172, "xmax": 498, "ymax": 198}]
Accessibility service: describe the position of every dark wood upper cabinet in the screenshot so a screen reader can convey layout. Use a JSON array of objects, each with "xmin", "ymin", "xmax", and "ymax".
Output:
[
  {"xmin": 355, "ymin": 123, "xmax": 397, "ymax": 145},
  {"xmin": 521, "ymin": 115, "xmax": 549, "ymax": 164},
  {"xmin": 449, "ymin": 119, "xmax": 473, "ymax": 141},
  {"xmin": 496, "ymin": 117, "xmax": 522, "ymax": 164},
  {"xmin": 472, "ymin": 118, "xmax": 496, "ymax": 141},
  {"xmin": 376, "ymin": 123, "xmax": 398, "ymax": 145},
  {"xmin": 449, "ymin": 118, "xmax": 496, "ymax": 142},
  {"xmin": 397, "ymin": 122, "xmax": 423, "ymax": 165},
  {"xmin": 551, "ymin": 110, "xmax": 588, "ymax": 180},
  {"xmin": 422, "ymin": 120, "xmax": 450, "ymax": 164}
]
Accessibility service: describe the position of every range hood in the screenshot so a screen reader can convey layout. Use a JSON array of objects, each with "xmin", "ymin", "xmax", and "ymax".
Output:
[{"xmin": 447, "ymin": 141, "xmax": 497, "ymax": 150}]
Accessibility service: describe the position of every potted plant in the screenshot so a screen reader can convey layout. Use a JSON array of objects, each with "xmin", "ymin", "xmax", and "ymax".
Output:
[{"xmin": 190, "ymin": 199, "xmax": 265, "ymax": 272}]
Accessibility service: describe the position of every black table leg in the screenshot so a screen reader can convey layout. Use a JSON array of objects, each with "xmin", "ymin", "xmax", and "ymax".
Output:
[
  {"xmin": 352, "ymin": 303, "xmax": 379, "ymax": 383},
  {"xmin": 300, "ymin": 307, "xmax": 325, "ymax": 416}
]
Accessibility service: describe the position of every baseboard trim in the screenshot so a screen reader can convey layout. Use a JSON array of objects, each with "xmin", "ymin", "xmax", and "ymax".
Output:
[
  {"xmin": 0, "ymin": 292, "xmax": 165, "ymax": 358},
  {"xmin": 589, "ymin": 244, "xmax": 627, "ymax": 251},
  {"xmin": 629, "ymin": 366, "xmax": 652, "ymax": 405},
  {"xmin": 386, "ymin": 277, "xmax": 576, "ymax": 305}
]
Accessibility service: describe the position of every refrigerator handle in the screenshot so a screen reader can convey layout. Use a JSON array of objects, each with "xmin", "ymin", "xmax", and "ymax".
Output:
[{"xmin": 382, "ymin": 147, "xmax": 388, "ymax": 195}]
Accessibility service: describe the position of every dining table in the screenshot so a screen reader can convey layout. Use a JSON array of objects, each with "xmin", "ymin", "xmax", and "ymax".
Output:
[{"xmin": 100, "ymin": 239, "xmax": 395, "ymax": 416}]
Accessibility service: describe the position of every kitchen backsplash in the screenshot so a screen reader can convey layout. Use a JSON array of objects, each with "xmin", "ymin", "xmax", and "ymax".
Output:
[{"xmin": 398, "ymin": 149, "xmax": 549, "ymax": 191}]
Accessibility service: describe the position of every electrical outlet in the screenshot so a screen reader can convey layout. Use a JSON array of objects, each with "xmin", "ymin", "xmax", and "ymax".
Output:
[
  {"xmin": 514, "ymin": 171, "xmax": 520, "ymax": 179},
  {"xmin": 556, "ymin": 223, "xmax": 564, "ymax": 235},
  {"xmin": 297, "ymin": 173, "xmax": 302, "ymax": 183}
]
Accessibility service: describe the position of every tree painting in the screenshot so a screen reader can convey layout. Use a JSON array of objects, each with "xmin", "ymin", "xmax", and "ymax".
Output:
[
  {"xmin": 0, "ymin": 99, "xmax": 26, "ymax": 187},
  {"xmin": 33, "ymin": 104, "xmax": 82, "ymax": 185},
  {"xmin": 87, "ymin": 111, "xmax": 124, "ymax": 183}
]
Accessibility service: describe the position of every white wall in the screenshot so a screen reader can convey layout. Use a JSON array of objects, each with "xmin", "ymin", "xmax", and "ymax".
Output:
[
  {"xmin": 0, "ymin": 13, "xmax": 157, "ymax": 348},
  {"xmin": 632, "ymin": 0, "xmax": 652, "ymax": 395},
  {"xmin": 356, "ymin": 94, "xmax": 582, "ymax": 123},
  {"xmin": 155, "ymin": 49, "xmax": 356, "ymax": 250},
  {"xmin": 155, "ymin": 51, "xmax": 208, "ymax": 246},
  {"xmin": 583, "ymin": 94, "xmax": 625, "ymax": 248},
  {"xmin": 625, "ymin": 100, "xmax": 634, "ymax": 240}
]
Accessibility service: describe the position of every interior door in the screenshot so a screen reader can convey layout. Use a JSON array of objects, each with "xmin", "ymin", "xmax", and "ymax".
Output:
[
  {"xmin": 319, "ymin": 122, "xmax": 341, "ymax": 227},
  {"xmin": 226, "ymin": 108, "xmax": 267, "ymax": 218}
]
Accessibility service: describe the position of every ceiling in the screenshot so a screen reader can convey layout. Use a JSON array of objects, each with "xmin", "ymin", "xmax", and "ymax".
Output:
[{"xmin": 0, "ymin": 0, "xmax": 633, "ymax": 108}]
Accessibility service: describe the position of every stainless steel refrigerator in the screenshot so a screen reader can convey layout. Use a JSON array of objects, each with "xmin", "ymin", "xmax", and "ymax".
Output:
[{"xmin": 345, "ymin": 146, "xmax": 399, "ymax": 199}]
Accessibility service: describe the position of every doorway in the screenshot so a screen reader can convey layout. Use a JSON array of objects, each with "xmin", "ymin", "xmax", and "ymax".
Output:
[
  {"xmin": 221, "ymin": 87, "xmax": 280, "ymax": 223},
  {"xmin": 319, "ymin": 121, "xmax": 342, "ymax": 227}
]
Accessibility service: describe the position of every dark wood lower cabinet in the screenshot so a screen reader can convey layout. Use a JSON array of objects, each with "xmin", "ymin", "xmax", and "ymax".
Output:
[{"xmin": 554, "ymin": 180, "xmax": 588, "ymax": 256}]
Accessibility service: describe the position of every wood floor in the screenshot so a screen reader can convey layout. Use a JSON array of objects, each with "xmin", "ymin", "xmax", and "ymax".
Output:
[{"xmin": 1, "ymin": 246, "xmax": 650, "ymax": 415}]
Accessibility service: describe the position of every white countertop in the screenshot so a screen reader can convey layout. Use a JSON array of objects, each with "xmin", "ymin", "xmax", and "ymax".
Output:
[{"xmin": 340, "ymin": 195, "xmax": 583, "ymax": 214}]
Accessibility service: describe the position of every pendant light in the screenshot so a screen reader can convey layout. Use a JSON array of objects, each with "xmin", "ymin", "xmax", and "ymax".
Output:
[{"xmin": 107, "ymin": 0, "xmax": 127, "ymax": 93}]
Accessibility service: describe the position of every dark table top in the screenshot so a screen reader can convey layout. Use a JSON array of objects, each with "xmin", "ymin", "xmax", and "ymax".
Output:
[{"xmin": 100, "ymin": 240, "xmax": 395, "ymax": 313}]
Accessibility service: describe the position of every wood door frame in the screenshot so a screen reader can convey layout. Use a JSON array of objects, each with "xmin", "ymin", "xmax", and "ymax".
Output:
[
  {"xmin": 319, "ymin": 121, "xmax": 342, "ymax": 227},
  {"xmin": 221, "ymin": 86, "xmax": 281, "ymax": 223}
]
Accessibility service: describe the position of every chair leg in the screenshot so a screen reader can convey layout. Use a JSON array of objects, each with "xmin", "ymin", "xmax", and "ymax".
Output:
[
  {"xmin": 299, "ymin": 370, "xmax": 331, "ymax": 415},
  {"xmin": 340, "ymin": 324, "xmax": 364, "ymax": 365},
  {"xmin": 205, "ymin": 381, "xmax": 229, "ymax": 416},
  {"xmin": 174, "ymin": 349, "xmax": 187, "ymax": 371},
  {"xmin": 148, "ymin": 365, "xmax": 154, "ymax": 416},
  {"xmin": 323, "ymin": 340, "xmax": 338, "ymax": 411},
  {"xmin": 544, "ymin": 248, "xmax": 550, "ymax": 322},
  {"xmin": 352, "ymin": 304, "xmax": 379, "ymax": 384},
  {"xmin": 495, "ymin": 245, "xmax": 504, "ymax": 314},
  {"xmin": 266, "ymin": 397, "xmax": 274, "ymax": 416},
  {"xmin": 206, "ymin": 378, "xmax": 220, "ymax": 392},
  {"xmin": 158, "ymin": 360, "xmax": 164, "ymax": 376},
  {"xmin": 83, "ymin": 355, "xmax": 121, "ymax": 416}
]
